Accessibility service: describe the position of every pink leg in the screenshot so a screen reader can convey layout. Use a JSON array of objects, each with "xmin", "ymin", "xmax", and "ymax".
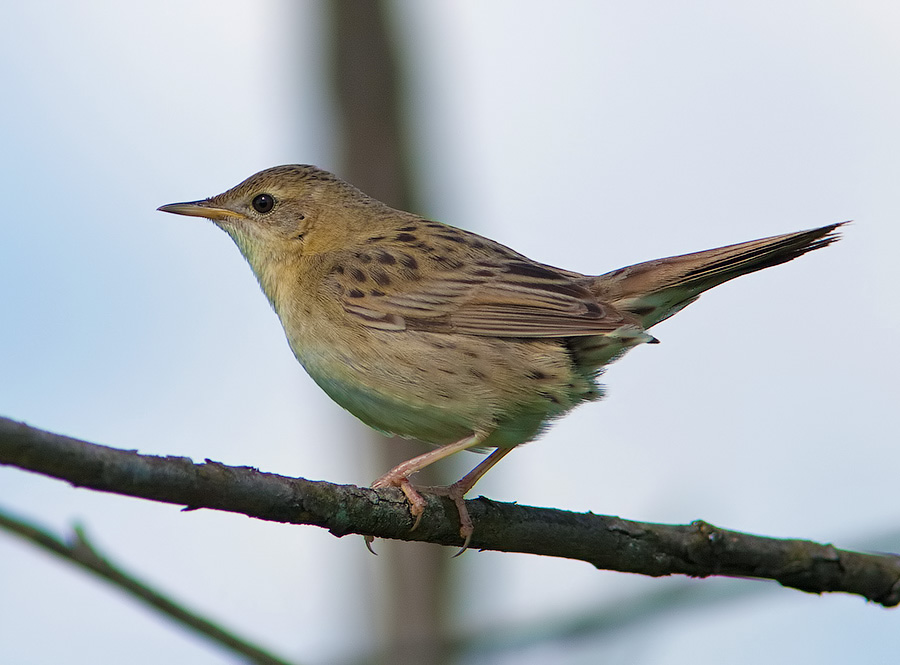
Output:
[
  {"xmin": 447, "ymin": 446, "xmax": 515, "ymax": 496},
  {"xmin": 424, "ymin": 446, "xmax": 515, "ymax": 554},
  {"xmin": 371, "ymin": 432, "xmax": 487, "ymax": 531}
]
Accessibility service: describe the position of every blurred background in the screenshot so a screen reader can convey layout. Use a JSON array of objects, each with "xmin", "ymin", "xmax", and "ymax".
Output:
[{"xmin": 2, "ymin": 2, "xmax": 899, "ymax": 663}]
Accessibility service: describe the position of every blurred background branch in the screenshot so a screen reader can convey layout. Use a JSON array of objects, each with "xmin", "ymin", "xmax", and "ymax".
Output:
[
  {"xmin": 325, "ymin": 2, "xmax": 452, "ymax": 663},
  {"xmin": 0, "ymin": 505, "xmax": 297, "ymax": 665}
]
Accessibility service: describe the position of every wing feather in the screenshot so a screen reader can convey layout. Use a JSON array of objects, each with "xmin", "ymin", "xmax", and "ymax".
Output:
[{"xmin": 331, "ymin": 243, "xmax": 639, "ymax": 338}]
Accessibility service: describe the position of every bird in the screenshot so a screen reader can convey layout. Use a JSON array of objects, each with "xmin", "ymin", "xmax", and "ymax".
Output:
[{"xmin": 159, "ymin": 164, "xmax": 843, "ymax": 550}]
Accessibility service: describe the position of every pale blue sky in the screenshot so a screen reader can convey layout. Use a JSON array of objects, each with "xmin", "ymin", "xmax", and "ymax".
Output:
[{"xmin": 2, "ymin": 2, "xmax": 899, "ymax": 664}]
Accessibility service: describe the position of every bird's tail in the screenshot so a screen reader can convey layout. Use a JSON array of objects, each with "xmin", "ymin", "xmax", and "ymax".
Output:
[{"xmin": 591, "ymin": 222, "xmax": 845, "ymax": 329}]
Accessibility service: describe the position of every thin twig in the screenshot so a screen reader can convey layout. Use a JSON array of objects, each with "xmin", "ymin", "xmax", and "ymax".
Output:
[{"xmin": 0, "ymin": 505, "xmax": 298, "ymax": 665}]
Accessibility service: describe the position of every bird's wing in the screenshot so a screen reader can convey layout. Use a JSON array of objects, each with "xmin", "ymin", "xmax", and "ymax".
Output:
[{"xmin": 331, "ymin": 244, "xmax": 638, "ymax": 337}]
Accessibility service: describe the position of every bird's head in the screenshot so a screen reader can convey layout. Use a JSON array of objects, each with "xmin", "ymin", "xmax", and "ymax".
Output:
[{"xmin": 158, "ymin": 164, "xmax": 398, "ymax": 263}]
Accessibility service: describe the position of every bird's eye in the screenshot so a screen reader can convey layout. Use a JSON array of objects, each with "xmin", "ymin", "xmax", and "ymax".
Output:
[{"xmin": 252, "ymin": 193, "xmax": 275, "ymax": 214}]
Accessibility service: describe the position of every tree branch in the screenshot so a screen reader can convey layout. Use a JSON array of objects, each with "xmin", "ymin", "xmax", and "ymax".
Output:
[
  {"xmin": 2, "ymin": 416, "xmax": 899, "ymax": 607},
  {"xmin": 0, "ymin": 506, "xmax": 298, "ymax": 665}
]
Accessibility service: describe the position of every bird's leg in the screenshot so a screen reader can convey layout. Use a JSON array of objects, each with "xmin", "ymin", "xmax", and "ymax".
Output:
[
  {"xmin": 371, "ymin": 431, "xmax": 488, "ymax": 531},
  {"xmin": 423, "ymin": 446, "xmax": 514, "ymax": 554}
]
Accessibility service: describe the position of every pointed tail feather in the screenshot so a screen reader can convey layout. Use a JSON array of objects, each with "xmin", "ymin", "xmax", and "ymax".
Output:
[{"xmin": 591, "ymin": 222, "xmax": 846, "ymax": 329}]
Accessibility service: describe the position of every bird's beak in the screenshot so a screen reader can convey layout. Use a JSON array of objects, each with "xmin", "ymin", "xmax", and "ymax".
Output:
[{"xmin": 157, "ymin": 200, "xmax": 239, "ymax": 222}]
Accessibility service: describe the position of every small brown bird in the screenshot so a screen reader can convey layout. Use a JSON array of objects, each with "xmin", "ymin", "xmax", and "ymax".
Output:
[{"xmin": 159, "ymin": 165, "xmax": 843, "ymax": 548}]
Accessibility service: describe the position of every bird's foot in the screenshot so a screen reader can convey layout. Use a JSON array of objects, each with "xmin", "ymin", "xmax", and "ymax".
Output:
[
  {"xmin": 366, "ymin": 475, "xmax": 473, "ymax": 555},
  {"xmin": 421, "ymin": 481, "xmax": 474, "ymax": 556},
  {"xmin": 372, "ymin": 473, "xmax": 428, "ymax": 530},
  {"xmin": 363, "ymin": 433, "xmax": 494, "ymax": 554},
  {"xmin": 365, "ymin": 473, "xmax": 428, "ymax": 554}
]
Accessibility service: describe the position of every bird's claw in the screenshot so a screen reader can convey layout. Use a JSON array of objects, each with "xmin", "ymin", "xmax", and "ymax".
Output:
[
  {"xmin": 365, "ymin": 475, "xmax": 428, "ymax": 553},
  {"xmin": 423, "ymin": 480, "xmax": 474, "ymax": 555}
]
